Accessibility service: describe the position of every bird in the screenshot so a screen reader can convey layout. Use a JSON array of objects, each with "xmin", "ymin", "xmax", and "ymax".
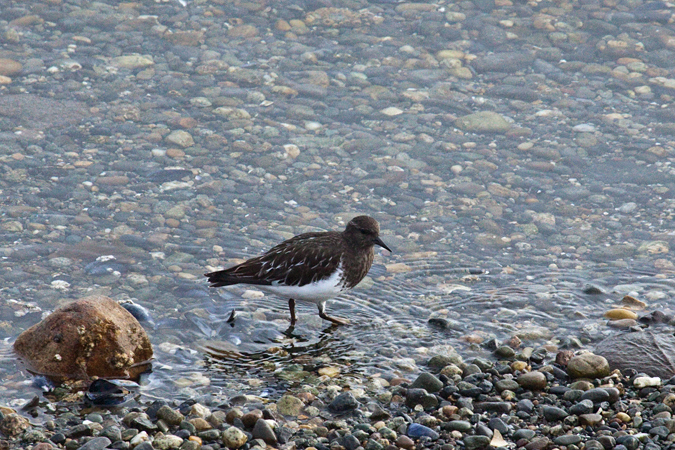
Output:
[{"xmin": 205, "ymin": 215, "xmax": 391, "ymax": 326}]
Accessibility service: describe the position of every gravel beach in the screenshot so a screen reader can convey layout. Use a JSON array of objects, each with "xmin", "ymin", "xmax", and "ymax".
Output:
[{"xmin": 5, "ymin": 351, "xmax": 675, "ymax": 450}]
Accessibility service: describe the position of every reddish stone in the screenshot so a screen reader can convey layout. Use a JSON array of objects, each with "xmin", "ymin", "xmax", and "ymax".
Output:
[{"xmin": 14, "ymin": 296, "xmax": 152, "ymax": 383}]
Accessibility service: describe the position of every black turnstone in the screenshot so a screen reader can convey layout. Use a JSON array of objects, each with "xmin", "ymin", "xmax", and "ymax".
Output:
[{"xmin": 205, "ymin": 215, "xmax": 391, "ymax": 326}]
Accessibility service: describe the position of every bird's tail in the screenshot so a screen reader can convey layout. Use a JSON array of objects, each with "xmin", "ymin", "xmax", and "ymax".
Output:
[
  {"xmin": 205, "ymin": 269, "xmax": 272, "ymax": 287},
  {"xmin": 204, "ymin": 270, "xmax": 240, "ymax": 287}
]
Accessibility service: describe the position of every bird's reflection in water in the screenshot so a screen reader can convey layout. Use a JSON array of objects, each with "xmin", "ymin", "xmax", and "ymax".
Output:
[
  {"xmin": 156, "ymin": 299, "xmax": 366, "ymax": 394},
  {"xmin": 199, "ymin": 318, "xmax": 359, "ymax": 387}
]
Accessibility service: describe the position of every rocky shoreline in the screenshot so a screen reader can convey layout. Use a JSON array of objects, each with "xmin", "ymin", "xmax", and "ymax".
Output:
[{"xmin": 4, "ymin": 348, "xmax": 675, "ymax": 450}]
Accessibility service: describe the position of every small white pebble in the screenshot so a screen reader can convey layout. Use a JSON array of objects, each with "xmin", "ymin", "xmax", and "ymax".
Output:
[
  {"xmin": 381, "ymin": 107, "xmax": 404, "ymax": 116},
  {"xmin": 130, "ymin": 432, "xmax": 149, "ymax": 446},
  {"xmin": 241, "ymin": 290, "xmax": 264, "ymax": 299},
  {"xmin": 191, "ymin": 403, "xmax": 210, "ymax": 418},
  {"xmin": 634, "ymin": 376, "xmax": 661, "ymax": 388},
  {"xmin": 304, "ymin": 121, "xmax": 322, "ymax": 131},
  {"xmin": 284, "ymin": 144, "xmax": 300, "ymax": 159},
  {"xmin": 50, "ymin": 280, "xmax": 70, "ymax": 290}
]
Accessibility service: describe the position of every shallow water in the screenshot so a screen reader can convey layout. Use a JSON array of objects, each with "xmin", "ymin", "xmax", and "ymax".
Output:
[
  {"xmin": 1, "ymin": 0, "xmax": 675, "ymax": 409},
  {"xmin": 3, "ymin": 245, "xmax": 675, "ymax": 406},
  {"xmin": 148, "ymin": 260, "xmax": 675, "ymax": 401}
]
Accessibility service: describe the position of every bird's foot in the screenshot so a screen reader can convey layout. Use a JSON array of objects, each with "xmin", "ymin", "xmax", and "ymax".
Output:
[
  {"xmin": 282, "ymin": 325, "xmax": 296, "ymax": 338},
  {"xmin": 282, "ymin": 325, "xmax": 310, "ymax": 340},
  {"xmin": 319, "ymin": 312, "xmax": 350, "ymax": 326}
]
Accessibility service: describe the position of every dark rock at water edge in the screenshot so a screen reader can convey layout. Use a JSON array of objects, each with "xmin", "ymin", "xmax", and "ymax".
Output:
[
  {"xmin": 328, "ymin": 392, "xmax": 359, "ymax": 414},
  {"xmin": 596, "ymin": 331, "xmax": 675, "ymax": 379},
  {"xmin": 409, "ymin": 372, "xmax": 444, "ymax": 393}
]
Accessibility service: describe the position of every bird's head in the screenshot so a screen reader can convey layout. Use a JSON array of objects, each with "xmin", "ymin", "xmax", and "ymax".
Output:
[{"xmin": 344, "ymin": 216, "xmax": 392, "ymax": 252}]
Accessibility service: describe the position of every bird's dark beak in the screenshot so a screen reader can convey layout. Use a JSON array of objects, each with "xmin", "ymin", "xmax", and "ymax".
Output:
[{"xmin": 373, "ymin": 237, "xmax": 392, "ymax": 253}]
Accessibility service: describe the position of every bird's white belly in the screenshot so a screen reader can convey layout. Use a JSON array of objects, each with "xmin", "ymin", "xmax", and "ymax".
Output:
[{"xmin": 257, "ymin": 266, "xmax": 345, "ymax": 304}]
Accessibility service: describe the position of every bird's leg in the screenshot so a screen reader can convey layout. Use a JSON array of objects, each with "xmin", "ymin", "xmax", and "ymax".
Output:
[
  {"xmin": 227, "ymin": 309, "xmax": 237, "ymax": 326},
  {"xmin": 289, "ymin": 298, "xmax": 296, "ymax": 326},
  {"xmin": 317, "ymin": 301, "xmax": 349, "ymax": 326}
]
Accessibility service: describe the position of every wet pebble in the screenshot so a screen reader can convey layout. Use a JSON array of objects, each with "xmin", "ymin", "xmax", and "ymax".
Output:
[
  {"xmin": 252, "ymin": 419, "xmax": 277, "ymax": 445},
  {"xmin": 567, "ymin": 354, "xmax": 610, "ymax": 379},
  {"xmin": 406, "ymin": 423, "xmax": 438, "ymax": 439},
  {"xmin": 409, "ymin": 372, "xmax": 443, "ymax": 393},
  {"xmin": 222, "ymin": 427, "xmax": 247, "ymax": 449},
  {"xmin": 542, "ymin": 405, "xmax": 569, "ymax": 421},
  {"xmin": 569, "ymin": 399, "xmax": 594, "ymax": 415},
  {"xmin": 517, "ymin": 371, "xmax": 547, "ymax": 391},
  {"xmin": 328, "ymin": 392, "xmax": 359, "ymax": 413},
  {"xmin": 464, "ymin": 435, "xmax": 491, "ymax": 450}
]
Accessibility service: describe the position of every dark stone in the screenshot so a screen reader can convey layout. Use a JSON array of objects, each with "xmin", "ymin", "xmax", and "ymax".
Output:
[
  {"xmin": 66, "ymin": 424, "xmax": 95, "ymax": 439},
  {"xmin": 596, "ymin": 331, "xmax": 675, "ymax": 379},
  {"xmin": 542, "ymin": 406, "xmax": 569, "ymax": 421},
  {"xmin": 580, "ymin": 388, "xmax": 610, "ymax": 403},
  {"xmin": 145, "ymin": 401, "xmax": 168, "ymax": 420},
  {"xmin": 100, "ymin": 426, "xmax": 122, "ymax": 443},
  {"xmin": 133, "ymin": 442, "xmax": 155, "ymax": 450},
  {"xmin": 368, "ymin": 404, "xmax": 392, "ymax": 421},
  {"xmin": 605, "ymin": 387, "xmax": 621, "ymax": 403},
  {"xmin": 597, "ymin": 435, "xmax": 615, "ymax": 450},
  {"xmin": 174, "ymin": 430, "xmax": 191, "ymax": 440},
  {"xmin": 130, "ymin": 417, "xmax": 157, "ymax": 433},
  {"xmin": 405, "ymin": 389, "xmax": 439, "ymax": 409},
  {"xmin": 513, "ymin": 429, "xmax": 536, "ymax": 441},
  {"xmin": 442, "ymin": 421, "xmax": 472, "ymax": 432},
  {"xmin": 616, "ymin": 436, "xmax": 640, "ymax": 450},
  {"xmin": 77, "ymin": 437, "xmax": 113, "ymax": 450},
  {"xmin": 406, "ymin": 423, "xmax": 439, "ymax": 440},
  {"xmin": 495, "ymin": 380, "xmax": 520, "ymax": 392},
  {"xmin": 275, "ymin": 426, "xmax": 293, "ymax": 445},
  {"xmin": 474, "ymin": 402, "xmax": 511, "ymax": 414},
  {"xmin": 525, "ymin": 437, "xmax": 551, "ymax": 450},
  {"xmin": 328, "ymin": 392, "xmax": 358, "ymax": 413},
  {"xmin": 409, "ymin": 373, "xmax": 444, "ymax": 393},
  {"xmin": 252, "ymin": 419, "xmax": 277, "ymax": 445},
  {"xmin": 569, "ymin": 399, "xmax": 594, "ymax": 415},
  {"xmin": 517, "ymin": 399, "xmax": 535, "ymax": 414},
  {"xmin": 475, "ymin": 423, "xmax": 492, "ymax": 438},
  {"xmin": 341, "ymin": 434, "xmax": 360, "ymax": 450},
  {"xmin": 197, "ymin": 430, "xmax": 220, "ymax": 441},
  {"xmin": 585, "ymin": 440, "xmax": 605, "ymax": 450},
  {"xmin": 554, "ymin": 435, "xmax": 582, "ymax": 445},
  {"xmin": 464, "ymin": 435, "xmax": 491, "ymax": 450},
  {"xmin": 488, "ymin": 418, "xmax": 510, "ymax": 435},
  {"xmin": 563, "ymin": 389, "xmax": 584, "ymax": 402},
  {"xmin": 51, "ymin": 433, "xmax": 66, "ymax": 444},
  {"xmin": 650, "ymin": 426, "xmax": 669, "ymax": 438}
]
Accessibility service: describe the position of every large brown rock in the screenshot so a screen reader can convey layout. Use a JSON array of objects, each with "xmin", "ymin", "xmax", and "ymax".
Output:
[{"xmin": 14, "ymin": 296, "xmax": 152, "ymax": 382}]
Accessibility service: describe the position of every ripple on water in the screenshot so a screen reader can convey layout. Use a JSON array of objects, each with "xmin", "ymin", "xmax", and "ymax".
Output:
[
  {"xmin": 8, "ymin": 249, "xmax": 674, "ymax": 402},
  {"xmin": 150, "ymin": 253, "xmax": 675, "ymax": 393}
]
